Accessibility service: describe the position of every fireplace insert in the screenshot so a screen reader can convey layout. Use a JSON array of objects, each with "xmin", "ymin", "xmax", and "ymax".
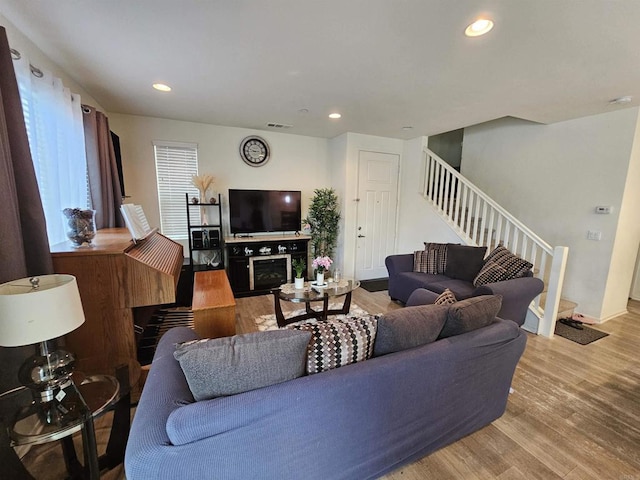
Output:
[{"xmin": 249, "ymin": 254, "xmax": 291, "ymax": 291}]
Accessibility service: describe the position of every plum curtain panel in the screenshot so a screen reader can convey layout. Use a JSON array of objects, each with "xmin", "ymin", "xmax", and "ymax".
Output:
[
  {"xmin": 0, "ymin": 27, "xmax": 53, "ymax": 283},
  {"xmin": 0, "ymin": 26, "xmax": 53, "ymax": 416},
  {"xmin": 82, "ymin": 106, "xmax": 124, "ymax": 229}
]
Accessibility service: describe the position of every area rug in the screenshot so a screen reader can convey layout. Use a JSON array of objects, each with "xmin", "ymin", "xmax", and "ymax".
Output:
[
  {"xmin": 254, "ymin": 303, "xmax": 370, "ymax": 331},
  {"xmin": 360, "ymin": 278, "xmax": 389, "ymax": 292},
  {"xmin": 554, "ymin": 321, "xmax": 609, "ymax": 345}
]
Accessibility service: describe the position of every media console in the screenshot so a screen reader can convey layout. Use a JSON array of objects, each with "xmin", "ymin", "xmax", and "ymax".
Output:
[{"xmin": 225, "ymin": 234, "xmax": 310, "ymax": 297}]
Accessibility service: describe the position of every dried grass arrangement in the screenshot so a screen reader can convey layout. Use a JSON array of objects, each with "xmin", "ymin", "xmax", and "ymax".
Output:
[{"xmin": 192, "ymin": 174, "xmax": 215, "ymax": 201}]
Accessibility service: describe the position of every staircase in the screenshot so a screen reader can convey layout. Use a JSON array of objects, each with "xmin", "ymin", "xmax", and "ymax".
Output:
[{"xmin": 420, "ymin": 147, "xmax": 569, "ymax": 337}]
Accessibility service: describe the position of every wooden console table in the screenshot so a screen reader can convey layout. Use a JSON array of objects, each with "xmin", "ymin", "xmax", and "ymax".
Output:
[{"xmin": 192, "ymin": 270, "xmax": 236, "ymax": 338}]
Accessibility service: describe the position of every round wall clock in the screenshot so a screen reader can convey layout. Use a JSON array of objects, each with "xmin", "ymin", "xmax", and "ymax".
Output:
[{"xmin": 240, "ymin": 135, "xmax": 270, "ymax": 167}]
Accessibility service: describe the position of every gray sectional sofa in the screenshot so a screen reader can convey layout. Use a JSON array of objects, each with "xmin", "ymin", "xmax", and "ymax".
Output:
[
  {"xmin": 386, "ymin": 244, "xmax": 544, "ymax": 325},
  {"xmin": 126, "ymin": 296, "xmax": 526, "ymax": 480}
]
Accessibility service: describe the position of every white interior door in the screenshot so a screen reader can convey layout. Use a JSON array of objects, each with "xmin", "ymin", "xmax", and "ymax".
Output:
[{"xmin": 355, "ymin": 151, "xmax": 399, "ymax": 280}]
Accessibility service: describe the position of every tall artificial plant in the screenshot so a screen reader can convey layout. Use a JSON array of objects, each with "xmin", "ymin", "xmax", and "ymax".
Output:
[{"xmin": 305, "ymin": 188, "xmax": 340, "ymax": 259}]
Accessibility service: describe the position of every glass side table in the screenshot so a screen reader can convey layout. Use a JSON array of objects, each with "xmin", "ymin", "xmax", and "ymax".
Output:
[{"xmin": 0, "ymin": 368, "xmax": 129, "ymax": 480}]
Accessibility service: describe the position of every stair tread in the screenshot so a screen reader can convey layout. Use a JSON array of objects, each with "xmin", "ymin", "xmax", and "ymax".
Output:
[{"xmin": 539, "ymin": 293, "xmax": 577, "ymax": 311}]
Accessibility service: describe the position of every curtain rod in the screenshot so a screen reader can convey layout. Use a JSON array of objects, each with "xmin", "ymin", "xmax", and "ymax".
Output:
[
  {"xmin": 10, "ymin": 47, "xmax": 46, "ymax": 78},
  {"xmin": 9, "ymin": 46, "xmax": 87, "ymax": 106},
  {"xmin": 11, "ymin": 47, "xmax": 91, "ymax": 109}
]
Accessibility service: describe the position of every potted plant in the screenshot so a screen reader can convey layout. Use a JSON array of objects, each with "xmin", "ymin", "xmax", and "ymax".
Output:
[
  {"xmin": 305, "ymin": 188, "xmax": 340, "ymax": 259},
  {"xmin": 292, "ymin": 258, "xmax": 306, "ymax": 289},
  {"xmin": 312, "ymin": 256, "xmax": 333, "ymax": 286}
]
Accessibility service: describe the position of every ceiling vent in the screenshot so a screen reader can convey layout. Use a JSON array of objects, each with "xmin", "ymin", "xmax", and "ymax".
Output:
[{"xmin": 266, "ymin": 122, "xmax": 293, "ymax": 129}]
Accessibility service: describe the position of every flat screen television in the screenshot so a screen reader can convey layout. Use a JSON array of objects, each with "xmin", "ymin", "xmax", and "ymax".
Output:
[{"xmin": 229, "ymin": 189, "xmax": 302, "ymax": 235}]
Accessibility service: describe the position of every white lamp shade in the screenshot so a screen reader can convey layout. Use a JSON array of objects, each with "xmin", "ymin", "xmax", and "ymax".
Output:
[{"xmin": 0, "ymin": 274, "xmax": 85, "ymax": 347}]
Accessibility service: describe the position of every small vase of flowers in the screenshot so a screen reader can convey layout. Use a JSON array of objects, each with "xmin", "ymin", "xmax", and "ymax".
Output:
[
  {"xmin": 312, "ymin": 256, "xmax": 333, "ymax": 285},
  {"xmin": 292, "ymin": 258, "xmax": 306, "ymax": 289}
]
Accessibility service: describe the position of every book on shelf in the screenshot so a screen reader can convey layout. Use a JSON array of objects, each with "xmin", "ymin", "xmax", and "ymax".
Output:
[{"xmin": 120, "ymin": 204, "xmax": 156, "ymax": 242}]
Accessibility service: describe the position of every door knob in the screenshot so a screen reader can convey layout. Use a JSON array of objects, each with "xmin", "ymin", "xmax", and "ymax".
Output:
[{"xmin": 358, "ymin": 234, "xmax": 366, "ymax": 238}]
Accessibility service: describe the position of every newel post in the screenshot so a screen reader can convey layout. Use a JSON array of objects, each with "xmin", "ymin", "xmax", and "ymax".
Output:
[{"xmin": 538, "ymin": 246, "xmax": 569, "ymax": 337}]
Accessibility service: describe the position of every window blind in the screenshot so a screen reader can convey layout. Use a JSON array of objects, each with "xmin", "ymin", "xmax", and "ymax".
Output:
[{"xmin": 153, "ymin": 141, "xmax": 199, "ymax": 239}]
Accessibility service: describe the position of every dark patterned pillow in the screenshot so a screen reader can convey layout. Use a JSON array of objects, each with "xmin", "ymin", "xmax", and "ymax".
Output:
[
  {"xmin": 288, "ymin": 316, "xmax": 377, "ymax": 374},
  {"xmin": 484, "ymin": 246, "xmax": 533, "ymax": 280},
  {"xmin": 473, "ymin": 261, "xmax": 509, "ymax": 286},
  {"xmin": 434, "ymin": 288, "xmax": 457, "ymax": 305},
  {"xmin": 422, "ymin": 242, "xmax": 449, "ymax": 274}
]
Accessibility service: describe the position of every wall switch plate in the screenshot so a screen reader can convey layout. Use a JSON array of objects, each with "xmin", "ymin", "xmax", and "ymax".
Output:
[
  {"xmin": 587, "ymin": 230, "xmax": 602, "ymax": 241},
  {"xmin": 595, "ymin": 206, "xmax": 613, "ymax": 214}
]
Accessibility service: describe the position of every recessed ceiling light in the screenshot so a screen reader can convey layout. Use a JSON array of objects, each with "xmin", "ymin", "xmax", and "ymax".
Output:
[
  {"xmin": 402, "ymin": 126, "xmax": 414, "ymax": 131},
  {"xmin": 465, "ymin": 18, "xmax": 494, "ymax": 37},
  {"xmin": 329, "ymin": 112, "xmax": 342, "ymax": 119},
  {"xmin": 152, "ymin": 83, "xmax": 172, "ymax": 92}
]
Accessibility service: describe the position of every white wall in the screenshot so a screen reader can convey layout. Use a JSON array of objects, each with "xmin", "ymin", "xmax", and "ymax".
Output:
[
  {"xmin": 1, "ymin": 15, "xmax": 104, "ymax": 111},
  {"xmin": 604, "ymin": 110, "xmax": 640, "ymax": 313},
  {"xmin": 397, "ymin": 136, "xmax": 464, "ymax": 255},
  {"xmin": 107, "ymin": 114, "xmax": 331, "ymax": 251},
  {"xmin": 109, "ymin": 115, "xmax": 416, "ymax": 278},
  {"xmin": 462, "ymin": 109, "xmax": 640, "ymax": 320},
  {"xmin": 632, "ymin": 248, "xmax": 640, "ymax": 301},
  {"xmin": 327, "ymin": 133, "xmax": 349, "ymax": 273}
]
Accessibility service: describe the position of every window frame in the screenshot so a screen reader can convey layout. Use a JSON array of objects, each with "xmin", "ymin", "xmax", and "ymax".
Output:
[{"xmin": 153, "ymin": 141, "xmax": 199, "ymax": 240}]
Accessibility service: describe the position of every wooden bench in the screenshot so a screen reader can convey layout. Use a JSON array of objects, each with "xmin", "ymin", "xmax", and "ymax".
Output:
[{"xmin": 192, "ymin": 270, "xmax": 236, "ymax": 338}]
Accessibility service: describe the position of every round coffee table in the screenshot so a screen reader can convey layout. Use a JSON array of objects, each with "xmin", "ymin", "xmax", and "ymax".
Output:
[{"xmin": 272, "ymin": 278, "xmax": 360, "ymax": 327}]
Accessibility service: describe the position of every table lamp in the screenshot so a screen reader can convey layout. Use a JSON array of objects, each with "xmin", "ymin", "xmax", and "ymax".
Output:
[{"xmin": 0, "ymin": 274, "xmax": 85, "ymax": 423}]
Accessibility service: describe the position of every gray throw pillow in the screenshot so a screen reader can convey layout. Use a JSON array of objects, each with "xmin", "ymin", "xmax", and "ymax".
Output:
[
  {"xmin": 374, "ymin": 304, "xmax": 449, "ymax": 356},
  {"xmin": 174, "ymin": 329, "xmax": 312, "ymax": 401},
  {"xmin": 439, "ymin": 295, "xmax": 502, "ymax": 339}
]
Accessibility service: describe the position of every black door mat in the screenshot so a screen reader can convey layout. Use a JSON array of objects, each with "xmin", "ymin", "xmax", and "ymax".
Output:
[
  {"xmin": 554, "ymin": 321, "xmax": 609, "ymax": 345},
  {"xmin": 360, "ymin": 278, "xmax": 389, "ymax": 293}
]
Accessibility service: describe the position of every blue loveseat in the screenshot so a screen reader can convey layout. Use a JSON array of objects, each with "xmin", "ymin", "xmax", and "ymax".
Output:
[
  {"xmin": 126, "ymin": 303, "xmax": 526, "ymax": 480},
  {"xmin": 386, "ymin": 246, "xmax": 544, "ymax": 326}
]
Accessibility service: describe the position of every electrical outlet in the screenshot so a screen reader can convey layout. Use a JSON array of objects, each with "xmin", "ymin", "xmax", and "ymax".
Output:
[{"xmin": 587, "ymin": 230, "xmax": 602, "ymax": 241}]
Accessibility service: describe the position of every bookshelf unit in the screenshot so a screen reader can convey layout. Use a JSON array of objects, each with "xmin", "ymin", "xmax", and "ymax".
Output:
[{"xmin": 186, "ymin": 193, "xmax": 224, "ymax": 272}]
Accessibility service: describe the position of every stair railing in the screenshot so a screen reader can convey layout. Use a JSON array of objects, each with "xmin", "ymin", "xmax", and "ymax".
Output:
[{"xmin": 420, "ymin": 147, "xmax": 568, "ymax": 337}]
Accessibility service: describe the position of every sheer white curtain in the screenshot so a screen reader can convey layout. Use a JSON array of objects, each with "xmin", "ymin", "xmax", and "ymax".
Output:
[{"xmin": 13, "ymin": 54, "xmax": 88, "ymax": 246}]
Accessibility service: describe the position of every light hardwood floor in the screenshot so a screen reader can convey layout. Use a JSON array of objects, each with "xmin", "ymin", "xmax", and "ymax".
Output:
[
  {"xmin": 23, "ymin": 291, "xmax": 640, "ymax": 479},
  {"xmin": 239, "ymin": 292, "xmax": 640, "ymax": 480}
]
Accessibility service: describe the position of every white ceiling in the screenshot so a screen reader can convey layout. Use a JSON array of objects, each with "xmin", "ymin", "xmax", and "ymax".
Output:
[{"xmin": 2, "ymin": 0, "xmax": 640, "ymax": 139}]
